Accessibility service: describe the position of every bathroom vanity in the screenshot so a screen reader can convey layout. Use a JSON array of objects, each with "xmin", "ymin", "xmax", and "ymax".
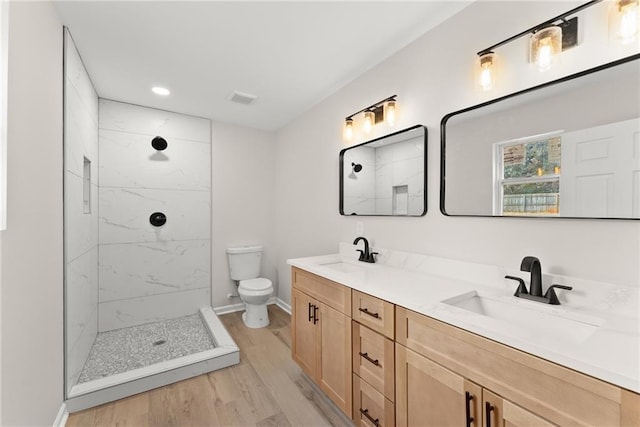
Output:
[{"xmin": 288, "ymin": 245, "xmax": 640, "ymax": 426}]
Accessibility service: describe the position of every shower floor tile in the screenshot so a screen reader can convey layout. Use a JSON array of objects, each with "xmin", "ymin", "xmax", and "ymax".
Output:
[{"xmin": 78, "ymin": 314, "xmax": 215, "ymax": 383}]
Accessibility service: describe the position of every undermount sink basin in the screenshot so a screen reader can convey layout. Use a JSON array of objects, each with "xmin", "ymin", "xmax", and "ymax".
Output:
[
  {"xmin": 441, "ymin": 291, "xmax": 604, "ymax": 345},
  {"xmin": 317, "ymin": 260, "xmax": 368, "ymax": 274}
]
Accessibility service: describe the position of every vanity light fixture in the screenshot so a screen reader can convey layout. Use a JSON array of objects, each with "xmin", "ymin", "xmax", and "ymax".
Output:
[
  {"xmin": 343, "ymin": 95, "xmax": 398, "ymax": 141},
  {"xmin": 478, "ymin": 51, "xmax": 496, "ymax": 91},
  {"xmin": 476, "ymin": 0, "xmax": 601, "ymax": 83},
  {"xmin": 611, "ymin": 0, "xmax": 639, "ymax": 44},
  {"xmin": 385, "ymin": 99, "xmax": 397, "ymax": 126},
  {"xmin": 530, "ymin": 25, "xmax": 563, "ymax": 72},
  {"xmin": 344, "ymin": 118, "xmax": 354, "ymax": 140}
]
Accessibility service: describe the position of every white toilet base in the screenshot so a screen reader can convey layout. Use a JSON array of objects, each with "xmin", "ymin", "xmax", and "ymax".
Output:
[{"xmin": 242, "ymin": 303, "xmax": 269, "ymax": 328}]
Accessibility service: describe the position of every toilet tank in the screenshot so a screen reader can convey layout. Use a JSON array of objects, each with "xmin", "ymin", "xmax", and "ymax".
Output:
[{"xmin": 227, "ymin": 246, "xmax": 263, "ymax": 281}]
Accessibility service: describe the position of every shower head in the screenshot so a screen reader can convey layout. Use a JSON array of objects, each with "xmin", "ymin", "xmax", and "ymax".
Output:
[
  {"xmin": 152, "ymin": 136, "xmax": 168, "ymax": 151},
  {"xmin": 352, "ymin": 162, "xmax": 363, "ymax": 173}
]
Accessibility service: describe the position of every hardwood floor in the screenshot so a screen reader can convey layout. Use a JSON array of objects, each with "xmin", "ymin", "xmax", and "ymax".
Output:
[{"xmin": 66, "ymin": 305, "xmax": 352, "ymax": 427}]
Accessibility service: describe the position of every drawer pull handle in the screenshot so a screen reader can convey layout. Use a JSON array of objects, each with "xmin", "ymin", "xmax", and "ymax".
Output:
[
  {"xmin": 358, "ymin": 307, "xmax": 380, "ymax": 319},
  {"xmin": 465, "ymin": 391, "xmax": 474, "ymax": 427},
  {"xmin": 312, "ymin": 305, "xmax": 319, "ymax": 324},
  {"xmin": 308, "ymin": 302, "xmax": 313, "ymax": 322},
  {"xmin": 485, "ymin": 402, "xmax": 494, "ymax": 427},
  {"xmin": 360, "ymin": 408, "xmax": 380, "ymax": 427},
  {"xmin": 359, "ymin": 351, "xmax": 380, "ymax": 366}
]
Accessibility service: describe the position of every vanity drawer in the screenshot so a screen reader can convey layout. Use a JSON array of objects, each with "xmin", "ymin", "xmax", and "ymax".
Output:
[
  {"xmin": 352, "ymin": 290, "xmax": 394, "ymax": 339},
  {"xmin": 353, "ymin": 374, "xmax": 395, "ymax": 427},
  {"xmin": 292, "ymin": 267, "xmax": 351, "ymax": 315},
  {"xmin": 352, "ymin": 321, "xmax": 395, "ymax": 401},
  {"xmin": 395, "ymin": 306, "xmax": 634, "ymax": 427}
]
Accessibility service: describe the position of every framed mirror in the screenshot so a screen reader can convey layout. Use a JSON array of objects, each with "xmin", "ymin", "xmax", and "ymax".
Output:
[
  {"xmin": 441, "ymin": 54, "xmax": 640, "ymax": 219},
  {"xmin": 340, "ymin": 125, "xmax": 427, "ymax": 216}
]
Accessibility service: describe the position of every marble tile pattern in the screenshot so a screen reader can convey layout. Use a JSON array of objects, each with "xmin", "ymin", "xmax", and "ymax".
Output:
[
  {"xmin": 64, "ymin": 30, "xmax": 100, "ymax": 392},
  {"xmin": 342, "ymin": 136, "xmax": 424, "ymax": 215},
  {"xmin": 98, "ymin": 100, "xmax": 211, "ymax": 332},
  {"xmin": 78, "ymin": 314, "xmax": 215, "ymax": 383}
]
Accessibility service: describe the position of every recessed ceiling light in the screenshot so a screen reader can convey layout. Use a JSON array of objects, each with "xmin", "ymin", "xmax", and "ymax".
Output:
[{"xmin": 152, "ymin": 86, "xmax": 170, "ymax": 96}]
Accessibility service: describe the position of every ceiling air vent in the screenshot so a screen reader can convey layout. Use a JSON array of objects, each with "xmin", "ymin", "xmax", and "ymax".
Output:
[{"xmin": 227, "ymin": 90, "xmax": 258, "ymax": 105}]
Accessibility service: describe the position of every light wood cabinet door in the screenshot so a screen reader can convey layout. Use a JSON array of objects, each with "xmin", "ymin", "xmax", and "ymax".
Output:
[
  {"xmin": 483, "ymin": 389, "xmax": 556, "ymax": 427},
  {"xmin": 396, "ymin": 344, "xmax": 481, "ymax": 427},
  {"xmin": 318, "ymin": 302, "xmax": 352, "ymax": 418},
  {"xmin": 291, "ymin": 289, "xmax": 318, "ymax": 378}
]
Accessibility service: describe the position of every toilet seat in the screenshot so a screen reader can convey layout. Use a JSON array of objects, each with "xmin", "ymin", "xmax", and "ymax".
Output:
[{"xmin": 239, "ymin": 278, "xmax": 272, "ymax": 292}]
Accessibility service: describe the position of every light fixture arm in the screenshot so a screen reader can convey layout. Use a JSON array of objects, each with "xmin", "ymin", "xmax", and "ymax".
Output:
[
  {"xmin": 345, "ymin": 95, "xmax": 397, "ymax": 120},
  {"xmin": 477, "ymin": 0, "xmax": 602, "ymax": 56}
]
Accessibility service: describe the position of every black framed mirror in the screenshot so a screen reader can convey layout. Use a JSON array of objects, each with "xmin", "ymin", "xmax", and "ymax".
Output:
[
  {"xmin": 340, "ymin": 125, "xmax": 427, "ymax": 216},
  {"xmin": 441, "ymin": 54, "xmax": 640, "ymax": 219}
]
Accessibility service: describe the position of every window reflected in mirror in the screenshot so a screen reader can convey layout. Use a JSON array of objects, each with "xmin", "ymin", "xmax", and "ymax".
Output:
[{"xmin": 441, "ymin": 54, "xmax": 640, "ymax": 219}]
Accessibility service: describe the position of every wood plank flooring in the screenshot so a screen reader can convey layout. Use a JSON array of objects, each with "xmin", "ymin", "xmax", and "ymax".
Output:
[{"xmin": 66, "ymin": 305, "xmax": 352, "ymax": 427}]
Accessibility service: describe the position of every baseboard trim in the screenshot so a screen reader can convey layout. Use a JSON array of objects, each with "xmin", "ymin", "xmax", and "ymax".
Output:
[
  {"xmin": 213, "ymin": 297, "xmax": 290, "ymax": 316},
  {"xmin": 275, "ymin": 298, "xmax": 291, "ymax": 314},
  {"xmin": 53, "ymin": 402, "xmax": 69, "ymax": 427}
]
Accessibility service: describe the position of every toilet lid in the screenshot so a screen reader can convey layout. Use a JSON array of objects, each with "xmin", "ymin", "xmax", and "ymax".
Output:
[{"xmin": 240, "ymin": 278, "xmax": 272, "ymax": 291}]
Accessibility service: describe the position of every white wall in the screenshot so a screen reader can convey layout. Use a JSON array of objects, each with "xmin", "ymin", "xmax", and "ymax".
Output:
[
  {"xmin": 211, "ymin": 121, "xmax": 276, "ymax": 308},
  {"xmin": 98, "ymin": 100, "xmax": 211, "ymax": 331},
  {"xmin": 0, "ymin": 1, "xmax": 64, "ymax": 425},
  {"xmin": 274, "ymin": 0, "xmax": 640, "ymax": 307},
  {"xmin": 64, "ymin": 28, "xmax": 99, "ymax": 393}
]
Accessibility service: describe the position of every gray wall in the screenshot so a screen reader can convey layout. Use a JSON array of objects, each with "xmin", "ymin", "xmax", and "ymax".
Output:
[{"xmin": 0, "ymin": 2, "xmax": 64, "ymax": 424}]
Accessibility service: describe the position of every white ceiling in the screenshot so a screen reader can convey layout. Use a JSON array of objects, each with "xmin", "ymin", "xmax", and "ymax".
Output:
[{"xmin": 54, "ymin": 1, "xmax": 471, "ymax": 131}]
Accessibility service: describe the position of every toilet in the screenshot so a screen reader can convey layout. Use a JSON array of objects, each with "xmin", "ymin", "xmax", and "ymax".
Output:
[{"xmin": 226, "ymin": 246, "xmax": 273, "ymax": 328}]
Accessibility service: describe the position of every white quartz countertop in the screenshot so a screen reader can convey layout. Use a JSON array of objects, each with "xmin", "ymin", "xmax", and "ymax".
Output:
[{"xmin": 287, "ymin": 246, "xmax": 640, "ymax": 393}]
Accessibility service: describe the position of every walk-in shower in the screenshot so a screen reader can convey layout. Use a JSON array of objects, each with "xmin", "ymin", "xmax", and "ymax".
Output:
[{"xmin": 63, "ymin": 29, "xmax": 238, "ymax": 411}]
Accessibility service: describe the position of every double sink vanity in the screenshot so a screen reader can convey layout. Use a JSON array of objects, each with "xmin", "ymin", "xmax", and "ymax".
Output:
[{"xmin": 288, "ymin": 243, "xmax": 640, "ymax": 426}]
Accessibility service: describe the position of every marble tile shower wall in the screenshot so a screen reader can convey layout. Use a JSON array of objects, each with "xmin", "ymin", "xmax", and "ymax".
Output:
[
  {"xmin": 64, "ymin": 30, "xmax": 99, "ymax": 391},
  {"xmin": 375, "ymin": 137, "xmax": 424, "ymax": 215},
  {"xmin": 342, "ymin": 137, "xmax": 423, "ymax": 215},
  {"xmin": 98, "ymin": 100, "xmax": 211, "ymax": 332}
]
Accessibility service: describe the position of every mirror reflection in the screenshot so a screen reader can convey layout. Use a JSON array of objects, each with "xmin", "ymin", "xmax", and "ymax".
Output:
[
  {"xmin": 442, "ymin": 54, "xmax": 640, "ymax": 219},
  {"xmin": 340, "ymin": 125, "xmax": 427, "ymax": 216}
]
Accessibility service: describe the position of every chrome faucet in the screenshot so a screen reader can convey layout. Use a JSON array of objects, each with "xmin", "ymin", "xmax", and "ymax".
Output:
[
  {"xmin": 505, "ymin": 256, "xmax": 572, "ymax": 305},
  {"xmin": 353, "ymin": 237, "xmax": 377, "ymax": 263}
]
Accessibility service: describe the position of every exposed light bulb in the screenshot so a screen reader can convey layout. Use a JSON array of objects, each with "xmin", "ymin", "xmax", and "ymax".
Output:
[
  {"xmin": 363, "ymin": 110, "xmax": 374, "ymax": 133},
  {"xmin": 385, "ymin": 100, "xmax": 396, "ymax": 126},
  {"xmin": 618, "ymin": 0, "xmax": 639, "ymax": 43},
  {"xmin": 537, "ymin": 38, "xmax": 553, "ymax": 71},
  {"xmin": 344, "ymin": 118, "xmax": 354, "ymax": 141},
  {"xmin": 478, "ymin": 52, "xmax": 495, "ymax": 91}
]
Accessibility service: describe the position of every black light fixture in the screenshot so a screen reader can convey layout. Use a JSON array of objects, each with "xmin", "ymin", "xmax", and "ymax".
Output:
[
  {"xmin": 476, "ymin": 0, "xmax": 602, "ymax": 88},
  {"xmin": 344, "ymin": 95, "xmax": 398, "ymax": 140}
]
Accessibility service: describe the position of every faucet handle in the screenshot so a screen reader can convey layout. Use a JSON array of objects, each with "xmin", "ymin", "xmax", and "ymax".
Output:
[
  {"xmin": 544, "ymin": 284, "xmax": 573, "ymax": 305},
  {"xmin": 356, "ymin": 249, "xmax": 365, "ymax": 261},
  {"xmin": 505, "ymin": 275, "xmax": 528, "ymax": 296},
  {"xmin": 369, "ymin": 252, "xmax": 378, "ymax": 262}
]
